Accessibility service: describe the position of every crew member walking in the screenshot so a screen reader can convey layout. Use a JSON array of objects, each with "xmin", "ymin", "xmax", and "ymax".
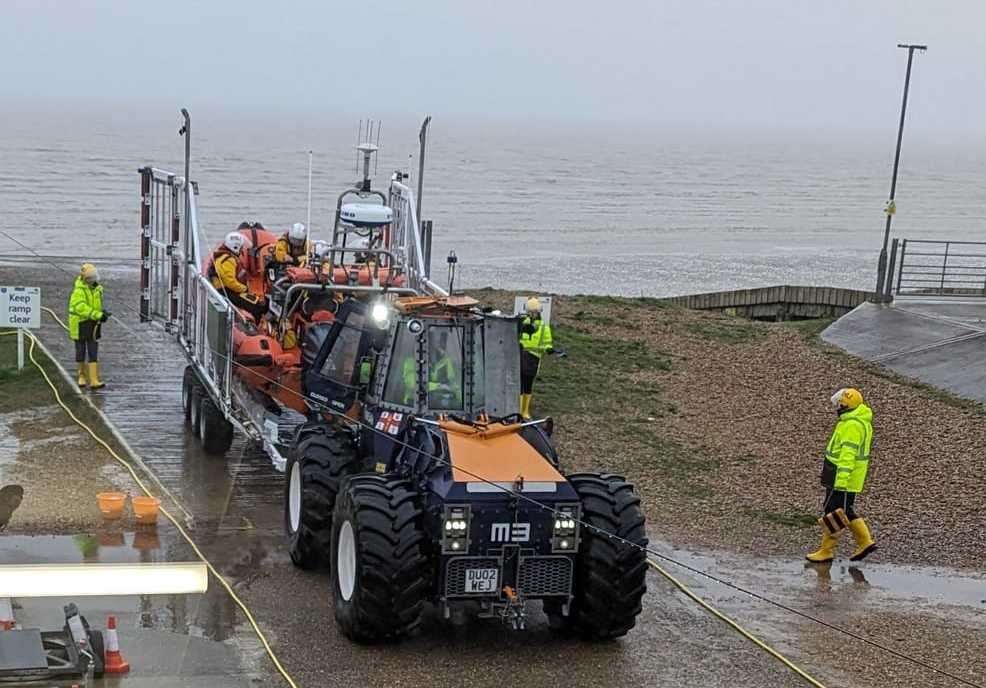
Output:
[
  {"xmin": 519, "ymin": 297, "xmax": 553, "ymax": 419},
  {"xmin": 69, "ymin": 263, "xmax": 109, "ymax": 390},
  {"xmin": 806, "ymin": 388, "xmax": 877, "ymax": 563}
]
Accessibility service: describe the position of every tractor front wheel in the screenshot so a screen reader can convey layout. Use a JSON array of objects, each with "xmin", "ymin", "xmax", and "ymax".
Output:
[
  {"xmin": 285, "ymin": 425, "xmax": 362, "ymax": 569},
  {"xmin": 331, "ymin": 475, "xmax": 428, "ymax": 643},
  {"xmin": 549, "ymin": 472, "xmax": 648, "ymax": 640}
]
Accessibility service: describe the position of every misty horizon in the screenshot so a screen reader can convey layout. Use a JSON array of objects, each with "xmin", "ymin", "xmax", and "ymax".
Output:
[{"xmin": 3, "ymin": 1, "xmax": 986, "ymax": 140}]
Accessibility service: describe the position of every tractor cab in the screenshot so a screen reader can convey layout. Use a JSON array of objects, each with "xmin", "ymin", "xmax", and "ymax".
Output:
[{"xmin": 304, "ymin": 295, "xmax": 521, "ymax": 421}]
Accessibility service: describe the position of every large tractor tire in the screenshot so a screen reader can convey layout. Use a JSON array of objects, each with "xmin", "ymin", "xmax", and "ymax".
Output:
[
  {"xmin": 331, "ymin": 475, "xmax": 428, "ymax": 643},
  {"xmin": 285, "ymin": 425, "xmax": 362, "ymax": 570},
  {"xmin": 181, "ymin": 366, "xmax": 202, "ymax": 425},
  {"xmin": 197, "ymin": 396, "xmax": 234, "ymax": 456},
  {"xmin": 549, "ymin": 472, "xmax": 648, "ymax": 640}
]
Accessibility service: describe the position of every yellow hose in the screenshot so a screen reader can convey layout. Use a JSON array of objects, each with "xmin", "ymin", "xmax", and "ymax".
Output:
[
  {"xmin": 647, "ymin": 560, "xmax": 826, "ymax": 687},
  {"xmin": 21, "ymin": 330, "xmax": 298, "ymax": 688}
]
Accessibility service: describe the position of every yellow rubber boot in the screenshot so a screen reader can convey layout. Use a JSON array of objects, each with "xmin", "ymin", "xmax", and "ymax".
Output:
[
  {"xmin": 806, "ymin": 530, "xmax": 839, "ymax": 563},
  {"xmin": 87, "ymin": 362, "xmax": 105, "ymax": 390},
  {"xmin": 519, "ymin": 394, "xmax": 531, "ymax": 419},
  {"xmin": 848, "ymin": 518, "xmax": 877, "ymax": 561},
  {"xmin": 76, "ymin": 363, "xmax": 89, "ymax": 389}
]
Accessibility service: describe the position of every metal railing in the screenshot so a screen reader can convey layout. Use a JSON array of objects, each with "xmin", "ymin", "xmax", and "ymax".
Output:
[
  {"xmin": 389, "ymin": 180, "xmax": 446, "ymax": 296},
  {"xmin": 138, "ymin": 167, "xmax": 235, "ymax": 414},
  {"xmin": 138, "ymin": 167, "xmax": 180, "ymax": 326},
  {"xmin": 895, "ymin": 239, "xmax": 986, "ymax": 297}
]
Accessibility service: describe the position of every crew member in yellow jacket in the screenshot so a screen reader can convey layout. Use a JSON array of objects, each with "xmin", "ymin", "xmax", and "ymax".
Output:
[
  {"xmin": 68, "ymin": 263, "xmax": 109, "ymax": 389},
  {"xmin": 274, "ymin": 223, "xmax": 308, "ymax": 267},
  {"xmin": 518, "ymin": 297, "xmax": 553, "ymax": 419},
  {"xmin": 806, "ymin": 388, "xmax": 877, "ymax": 563},
  {"xmin": 209, "ymin": 231, "xmax": 267, "ymax": 321}
]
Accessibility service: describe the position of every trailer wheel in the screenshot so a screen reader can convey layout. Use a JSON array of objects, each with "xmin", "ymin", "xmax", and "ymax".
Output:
[
  {"xmin": 331, "ymin": 475, "xmax": 428, "ymax": 643},
  {"xmin": 549, "ymin": 472, "xmax": 648, "ymax": 640},
  {"xmin": 285, "ymin": 426, "xmax": 362, "ymax": 569},
  {"xmin": 198, "ymin": 397, "xmax": 234, "ymax": 456},
  {"xmin": 189, "ymin": 386, "xmax": 204, "ymax": 436},
  {"xmin": 181, "ymin": 366, "xmax": 201, "ymax": 425}
]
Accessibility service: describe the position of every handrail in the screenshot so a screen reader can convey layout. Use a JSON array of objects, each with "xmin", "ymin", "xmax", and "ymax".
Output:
[{"xmin": 895, "ymin": 239, "xmax": 986, "ymax": 297}]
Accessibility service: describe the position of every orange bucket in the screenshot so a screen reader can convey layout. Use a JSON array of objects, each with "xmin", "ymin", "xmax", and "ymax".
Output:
[
  {"xmin": 132, "ymin": 496, "xmax": 161, "ymax": 525},
  {"xmin": 96, "ymin": 492, "xmax": 127, "ymax": 520}
]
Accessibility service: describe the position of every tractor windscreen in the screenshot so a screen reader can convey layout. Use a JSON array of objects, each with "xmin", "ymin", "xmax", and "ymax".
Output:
[
  {"xmin": 383, "ymin": 327, "xmax": 417, "ymax": 406},
  {"xmin": 427, "ymin": 326, "xmax": 464, "ymax": 411},
  {"xmin": 319, "ymin": 312, "xmax": 365, "ymax": 386}
]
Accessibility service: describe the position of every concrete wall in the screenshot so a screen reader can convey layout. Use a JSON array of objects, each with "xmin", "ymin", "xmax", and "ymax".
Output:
[{"xmin": 664, "ymin": 285, "xmax": 874, "ymax": 321}]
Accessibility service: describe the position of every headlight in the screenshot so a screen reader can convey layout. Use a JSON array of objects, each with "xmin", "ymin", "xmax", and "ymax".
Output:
[
  {"xmin": 370, "ymin": 301, "xmax": 390, "ymax": 328},
  {"xmin": 442, "ymin": 506, "xmax": 471, "ymax": 554},
  {"xmin": 552, "ymin": 507, "xmax": 580, "ymax": 553}
]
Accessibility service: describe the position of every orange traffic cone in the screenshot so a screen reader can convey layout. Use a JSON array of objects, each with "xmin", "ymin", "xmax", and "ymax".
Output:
[{"xmin": 103, "ymin": 615, "xmax": 130, "ymax": 674}]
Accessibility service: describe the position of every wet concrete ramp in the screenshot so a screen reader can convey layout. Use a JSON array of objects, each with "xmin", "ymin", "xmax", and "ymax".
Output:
[{"xmin": 822, "ymin": 298, "xmax": 986, "ymax": 402}]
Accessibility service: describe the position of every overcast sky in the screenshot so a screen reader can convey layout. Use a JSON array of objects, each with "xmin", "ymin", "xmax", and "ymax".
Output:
[{"xmin": 2, "ymin": 0, "xmax": 984, "ymax": 135}]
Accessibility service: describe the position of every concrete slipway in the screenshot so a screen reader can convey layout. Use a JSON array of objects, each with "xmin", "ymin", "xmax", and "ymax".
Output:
[{"xmin": 821, "ymin": 297, "xmax": 986, "ymax": 403}]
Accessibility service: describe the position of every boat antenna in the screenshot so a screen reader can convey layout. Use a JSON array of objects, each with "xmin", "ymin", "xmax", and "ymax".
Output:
[
  {"xmin": 374, "ymin": 121, "xmax": 381, "ymax": 176},
  {"xmin": 306, "ymin": 150, "xmax": 313, "ymax": 246},
  {"xmin": 355, "ymin": 120, "xmax": 363, "ymax": 181}
]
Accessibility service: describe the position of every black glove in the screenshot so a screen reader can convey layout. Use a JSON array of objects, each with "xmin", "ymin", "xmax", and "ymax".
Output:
[{"xmin": 100, "ymin": 311, "xmax": 111, "ymax": 322}]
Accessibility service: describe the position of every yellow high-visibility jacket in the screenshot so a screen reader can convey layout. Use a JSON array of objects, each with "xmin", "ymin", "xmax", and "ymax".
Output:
[
  {"xmin": 520, "ymin": 316, "xmax": 553, "ymax": 358},
  {"xmin": 822, "ymin": 403, "xmax": 873, "ymax": 493},
  {"xmin": 274, "ymin": 235, "xmax": 307, "ymax": 266},
  {"xmin": 68, "ymin": 277, "xmax": 104, "ymax": 340},
  {"xmin": 209, "ymin": 251, "xmax": 247, "ymax": 294}
]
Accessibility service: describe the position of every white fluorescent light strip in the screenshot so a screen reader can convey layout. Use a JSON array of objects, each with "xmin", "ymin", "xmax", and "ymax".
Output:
[{"xmin": 0, "ymin": 563, "xmax": 208, "ymax": 598}]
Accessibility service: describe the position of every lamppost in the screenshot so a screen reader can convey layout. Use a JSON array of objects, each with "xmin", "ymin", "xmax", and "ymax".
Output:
[{"xmin": 875, "ymin": 44, "xmax": 927, "ymax": 299}]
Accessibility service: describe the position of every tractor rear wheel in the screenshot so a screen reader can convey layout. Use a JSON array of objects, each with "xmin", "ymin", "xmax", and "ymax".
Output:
[
  {"xmin": 198, "ymin": 396, "xmax": 234, "ymax": 456},
  {"xmin": 331, "ymin": 475, "xmax": 428, "ymax": 643},
  {"xmin": 285, "ymin": 425, "xmax": 362, "ymax": 569},
  {"xmin": 549, "ymin": 472, "xmax": 648, "ymax": 640},
  {"xmin": 181, "ymin": 366, "xmax": 201, "ymax": 425}
]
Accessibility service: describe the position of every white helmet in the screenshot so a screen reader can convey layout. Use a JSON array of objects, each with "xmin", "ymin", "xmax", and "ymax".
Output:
[
  {"xmin": 224, "ymin": 231, "xmax": 247, "ymax": 254},
  {"xmin": 288, "ymin": 222, "xmax": 307, "ymax": 245},
  {"xmin": 312, "ymin": 240, "xmax": 331, "ymax": 260}
]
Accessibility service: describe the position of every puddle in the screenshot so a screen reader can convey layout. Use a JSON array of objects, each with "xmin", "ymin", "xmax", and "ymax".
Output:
[
  {"xmin": 649, "ymin": 538, "xmax": 986, "ymax": 616},
  {"xmin": 0, "ymin": 406, "xmax": 73, "ymax": 471}
]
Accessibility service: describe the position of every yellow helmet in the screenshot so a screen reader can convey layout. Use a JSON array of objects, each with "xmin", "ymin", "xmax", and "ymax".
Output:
[
  {"xmin": 526, "ymin": 296, "xmax": 541, "ymax": 313},
  {"xmin": 830, "ymin": 388, "xmax": 863, "ymax": 410},
  {"xmin": 80, "ymin": 263, "xmax": 99, "ymax": 283}
]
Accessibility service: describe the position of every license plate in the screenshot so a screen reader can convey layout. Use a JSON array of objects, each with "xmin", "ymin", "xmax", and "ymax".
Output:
[{"xmin": 464, "ymin": 568, "xmax": 498, "ymax": 593}]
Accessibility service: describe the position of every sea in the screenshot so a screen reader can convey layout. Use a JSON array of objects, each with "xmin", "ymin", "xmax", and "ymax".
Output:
[{"xmin": 2, "ymin": 107, "xmax": 985, "ymax": 297}]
